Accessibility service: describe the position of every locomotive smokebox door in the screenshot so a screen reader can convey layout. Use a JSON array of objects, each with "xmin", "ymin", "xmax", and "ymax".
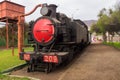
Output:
[{"xmin": 32, "ymin": 17, "xmax": 56, "ymax": 46}]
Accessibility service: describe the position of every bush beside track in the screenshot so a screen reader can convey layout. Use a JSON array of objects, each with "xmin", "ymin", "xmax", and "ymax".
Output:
[{"xmin": 103, "ymin": 42, "xmax": 120, "ymax": 49}]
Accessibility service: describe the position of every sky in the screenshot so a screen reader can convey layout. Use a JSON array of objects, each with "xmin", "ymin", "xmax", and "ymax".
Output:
[{"xmin": 0, "ymin": 0, "xmax": 119, "ymax": 22}]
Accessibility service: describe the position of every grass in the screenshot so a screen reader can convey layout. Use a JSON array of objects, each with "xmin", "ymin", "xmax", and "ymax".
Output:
[
  {"xmin": 103, "ymin": 42, "xmax": 120, "ymax": 49},
  {"xmin": 0, "ymin": 74, "xmax": 30, "ymax": 80},
  {"xmin": 0, "ymin": 47, "xmax": 33, "ymax": 72}
]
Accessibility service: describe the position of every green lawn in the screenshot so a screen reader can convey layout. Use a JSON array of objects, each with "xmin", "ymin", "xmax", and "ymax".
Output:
[
  {"xmin": 103, "ymin": 42, "xmax": 120, "ymax": 49},
  {"xmin": 0, "ymin": 47, "xmax": 33, "ymax": 72}
]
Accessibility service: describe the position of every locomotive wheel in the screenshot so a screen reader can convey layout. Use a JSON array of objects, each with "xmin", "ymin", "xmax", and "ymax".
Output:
[
  {"xmin": 45, "ymin": 63, "xmax": 53, "ymax": 74},
  {"xmin": 27, "ymin": 64, "xmax": 35, "ymax": 72},
  {"xmin": 27, "ymin": 65, "xmax": 32, "ymax": 72},
  {"xmin": 68, "ymin": 48, "xmax": 74, "ymax": 62},
  {"xmin": 68, "ymin": 52, "xmax": 73, "ymax": 62},
  {"xmin": 27, "ymin": 67, "xmax": 31, "ymax": 72}
]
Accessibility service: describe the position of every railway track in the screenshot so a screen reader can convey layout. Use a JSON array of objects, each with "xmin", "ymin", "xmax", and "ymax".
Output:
[{"xmin": 11, "ymin": 44, "xmax": 120, "ymax": 80}]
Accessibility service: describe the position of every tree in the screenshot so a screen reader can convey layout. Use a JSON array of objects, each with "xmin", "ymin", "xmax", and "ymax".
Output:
[
  {"xmin": 98, "ymin": 8, "xmax": 106, "ymax": 18},
  {"xmin": 0, "ymin": 22, "xmax": 30, "ymax": 47},
  {"xmin": 90, "ymin": 24, "xmax": 101, "ymax": 34}
]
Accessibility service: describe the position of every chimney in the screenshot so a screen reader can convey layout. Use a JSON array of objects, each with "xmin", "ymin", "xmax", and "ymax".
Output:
[{"xmin": 48, "ymin": 4, "xmax": 57, "ymax": 18}]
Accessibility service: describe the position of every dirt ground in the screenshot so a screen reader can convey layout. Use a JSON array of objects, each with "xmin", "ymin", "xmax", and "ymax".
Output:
[{"xmin": 11, "ymin": 44, "xmax": 120, "ymax": 80}]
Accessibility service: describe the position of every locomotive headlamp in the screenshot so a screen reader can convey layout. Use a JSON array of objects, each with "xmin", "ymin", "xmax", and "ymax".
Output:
[{"xmin": 40, "ymin": 6, "xmax": 51, "ymax": 16}]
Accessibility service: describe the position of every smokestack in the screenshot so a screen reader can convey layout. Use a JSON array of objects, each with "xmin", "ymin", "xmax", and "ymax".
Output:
[{"xmin": 48, "ymin": 4, "xmax": 57, "ymax": 18}]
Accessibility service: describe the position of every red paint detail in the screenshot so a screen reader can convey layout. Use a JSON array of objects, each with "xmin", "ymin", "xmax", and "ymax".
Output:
[
  {"xmin": 53, "ymin": 56, "xmax": 58, "ymax": 63},
  {"xmin": 44, "ymin": 55, "xmax": 49, "ymax": 62},
  {"xmin": 24, "ymin": 54, "xmax": 30, "ymax": 61},
  {"xmin": 43, "ymin": 55, "xmax": 58, "ymax": 63},
  {"xmin": 33, "ymin": 18, "xmax": 55, "ymax": 43}
]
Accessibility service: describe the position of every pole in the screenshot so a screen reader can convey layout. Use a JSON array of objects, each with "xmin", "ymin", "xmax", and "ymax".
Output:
[
  {"xmin": 12, "ymin": 24, "xmax": 14, "ymax": 56},
  {"xmin": 22, "ymin": 20, "xmax": 24, "ymax": 47},
  {"xmin": 17, "ymin": 16, "xmax": 23, "ymax": 54},
  {"xmin": 6, "ymin": 18, "xmax": 9, "ymax": 49}
]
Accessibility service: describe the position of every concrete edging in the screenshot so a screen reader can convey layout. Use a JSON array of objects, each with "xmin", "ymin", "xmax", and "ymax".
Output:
[
  {"xmin": 9, "ymin": 75, "xmax": 40, "ymax": 80},
  {"xmin": 0, "ymin": 63, "xmax": 27, "ymax": 74}
]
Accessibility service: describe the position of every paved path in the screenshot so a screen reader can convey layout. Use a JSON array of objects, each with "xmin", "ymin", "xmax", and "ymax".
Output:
[{"xmin": 11, "ymin": 44, "xmax": 120, "ymax": 80}]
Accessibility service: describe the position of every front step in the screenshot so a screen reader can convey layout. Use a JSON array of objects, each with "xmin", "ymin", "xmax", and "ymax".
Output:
[{"xmin": 27, "ymin": 63, "xmax": 53, "ymax": 73}]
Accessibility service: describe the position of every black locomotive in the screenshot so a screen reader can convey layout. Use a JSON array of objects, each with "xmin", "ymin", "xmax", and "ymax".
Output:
[{"xmin": 20, "ymin": 4, "xmax": 91, "ymax": 73}]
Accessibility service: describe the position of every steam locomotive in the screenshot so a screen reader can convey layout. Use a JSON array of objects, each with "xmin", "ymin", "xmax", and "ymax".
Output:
[{"xmin": 20, "ymin": 4, "xmax": 91, "ymax": 73}]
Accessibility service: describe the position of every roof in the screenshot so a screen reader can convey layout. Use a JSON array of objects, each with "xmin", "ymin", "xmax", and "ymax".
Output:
[{"xmin": 0, "ymin": 0, "xmax": 25, "ymax": 7}]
